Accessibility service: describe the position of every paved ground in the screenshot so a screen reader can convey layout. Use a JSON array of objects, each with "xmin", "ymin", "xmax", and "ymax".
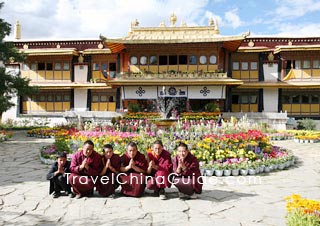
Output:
[{"xmin": 0, "ymin": 131, "xmax": 319, "ymax": 226}]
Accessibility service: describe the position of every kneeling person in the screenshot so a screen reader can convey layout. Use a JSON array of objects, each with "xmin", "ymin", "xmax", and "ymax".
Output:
[
  {"xmin": 97, "ymin": 144, "xmax": 121, "ymax": 197},
  {"xmin": 46, "ymin": 152, "xmax": 74, "ymax": 198},
  {"xmin": 173, "ymin": 142, "xmax": 203, "ymax": 199},
  {"xmin": 146, "ymin": 140, "xmax": 173, "ymax": 200}
]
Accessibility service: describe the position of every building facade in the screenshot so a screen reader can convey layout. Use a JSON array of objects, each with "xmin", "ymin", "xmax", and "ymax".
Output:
[{"xmin": 2, "ymin": 15, "xmax": 320, "ymax": 124}]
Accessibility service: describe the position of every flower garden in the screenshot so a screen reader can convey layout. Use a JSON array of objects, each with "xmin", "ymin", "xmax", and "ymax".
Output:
[
  {"xmin": 31, "ymin": 113, "xmax": 319, "ymax": 177},
  {"xmin": 0, "ymin": 130, "xmax": 13, "ymax": 142}
]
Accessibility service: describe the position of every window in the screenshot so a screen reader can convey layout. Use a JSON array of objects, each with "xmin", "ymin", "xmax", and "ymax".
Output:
[
  {"xmin": 140, "ymin": 56, "xmax": 147, "ymax": 65},
  {"xmin": 46, "ymin": 63, "xmax": 53, "ymax": 70},
  {"xmin": 241, "ymin": 62, "xmax": 248, "ymax": 70},
  {"xmin": 179, "ymin": 55, "xmax": 187, "ymax": 65},
  {"xmin": 292, "ymin": 95, "xmax": 300, "ymax": 103},
  {"xmin": 169, "ymin": 55, "xmax": 177, "ymax": 65},
  {"xmin": 38, "ymin": 63, "xmax": 45, "ymax": 70},
  {"xmin": 209, "ymin": 55, "xmax": 217, "ymax": 64},
  {"xmin": 93, "ymin": 63, "xmax": 100, "ymax": 71},
  {"xmin": 150, "ymin": 56, "xmax": 157, "ymax": 65},
  {"xmin": 63, "ymin": 62, "xmax": 70, "ymax": 70},
  {"xmin": 63, "ymin": 95, "xmax": 70, "ymax": 101},
  {"xmin": 199, "ymin": 56, "xmax": 207, "ymax": 64},
  {"xmin": 31, "ymin": 63, "xmax": 37, "ymax": 71},
  {"xmin": 54, "ymin": 63, "xmax": 62, "ymax": 70},
  {"xmin": 233, "ymin": 62, "xmax": 239, "ymax": 70},
  {"xmin": 130, "ymin": 56, "xmax": 138, "ymax": 65},
  {"xmin": 189, "ymin": 55, "xmax": 197, "ymax": 65},
  {"xmin": 232, "ymin": 95, "xmax": 239, "ymax": 104},
  {"xmin": 283, "ymin": 95, "xmax": 290, "ymax": 103},
  {"xmin": 39, "ymin": 96, "xmax": 46, "ymax": 102},
  {"xmin": 109, "ymin": 62, "xmax": 116, "ymax": 78},
  {"xmin": 22, "ymin": 63, "xmax": 29, "ymax": 71},
  {"xmin": 159, "ymin": 55, "xmax": 167, "ymax": 65},
  {"xmin": 101, "ymin": 95, "xmax": 107, "ymax": 102},
  {"xmin": 241, "ymin": 95, "xmax": 249, "ymax": 104},
  {"xmin": 47, "ymin": 94, "xmax": 53, "ymax": 102},
  {"xmin": 56, "ymin": 95, "xmax": 62, "ymax": 102},
  {"xmin": 250, "ymin": 95, "xmax": 257, "ymax": 104},
  {"xmin": 92, "ymin": 95, "xmax": 99, "ymax": 102},
  {"xmin": 101, "ymin": 63, "xmax": 108, "ymax": 78},
  {"xmin": 301, "ymin": 95, "xmax": 309, "ymax": 104},
  {"xmin": 250, "ymin": 62, "xmax": 258, "ymax": 70},
  {"xmin": 311, "ymin": 95, "xmax": 319, "ymax": 103},
  {"xmin": 303, "ymin": 60, "xmax": 310, "ymax": 69},
  {"xmin": 295, "ymin": 60, "xmax": 301, "ymax": 69},
  {"xmin": 313, "ymin": 60, "xmax": 320, "ymax": 69}
]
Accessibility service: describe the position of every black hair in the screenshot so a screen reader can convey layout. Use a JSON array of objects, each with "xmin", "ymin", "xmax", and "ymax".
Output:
[
  {"xmin": 56, "ymin": 152, "xmax": 67, "ymax": 159},
  {"xmin": 153, "ymin": 140, "xmax": 163, "ymax": 147},
  {"xmin": 127, "ymin": 141, "xmax": 137, "ymax": 149},
  {"xmin": 84, "ymin": 140, "xmax": 94, "ymax": 146},
  {"xmin": 102, "ymin": 144, "xmax": 113, "ymax": 152},
  {"xmin": 178, "ymin": 142, "xmax": 188, "ymax": 151}
]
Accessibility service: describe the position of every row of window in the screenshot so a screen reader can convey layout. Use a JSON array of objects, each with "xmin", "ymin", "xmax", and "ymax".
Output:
[
  {"xmin": 22, "ymin": 62, "xmax": 70, "ymax": 71},
  {"xmin": 232, "ymin": 62, "xmax": 258, "ymax": 71},
  {"xmin": 292, "ymin": 60, "xmax": 320, "ymax": 69},
  {"xmin": 130, "ymin": 55, "xmax": 217, "ymax": 66},
  {"xmin": 23, "ymin": 93, "xmax": 71, "ymax": 102},
  {"xmin": 282, "ymin": 94, "xmax": 319, "ymax": 104},
  {"xmin": 232, "ymin": 94, "xmax": 258, "ymax": 104},
  {"xmin": 92, "ymin": 62, "xmax": 117, "ymax": 71}
]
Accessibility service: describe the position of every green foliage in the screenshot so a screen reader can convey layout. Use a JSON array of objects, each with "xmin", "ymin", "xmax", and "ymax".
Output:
[
  {"xmin": 286, "ymin": 210, "xmax": 320, "ymax": 226},
  {"xmin": 54, "ymin": 138, "xmax": 71, "ymax": 153},
  {"xmin": 297, "ymin": 118, "xmax": 316, "ymax": 131},
  {"xmin": 0, "ymin": 3, "xmax": 38, "ymax": 119},
  {"xmin": 128, "ymin": 102, "xmax": 141, "ymax": 112},
  {"xmin": 204, "ymin": 102, "xmax": 217, "ymax": 112}
]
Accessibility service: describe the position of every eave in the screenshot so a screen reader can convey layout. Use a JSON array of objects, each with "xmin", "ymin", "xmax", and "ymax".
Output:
[
  {"xmin": 20, "ymin": 48, "xmax": 79, "ymax": 56},
  {"xmin": 274, "ymin": 44, "xmax": 320, "ymax": 54},
  {"xmin": 239, "ymin": 81, "xmax": 320, "ymax": 88},
  {"xmin": 30, "ymin": 82, "xmax": 112, "ymax": 89}
]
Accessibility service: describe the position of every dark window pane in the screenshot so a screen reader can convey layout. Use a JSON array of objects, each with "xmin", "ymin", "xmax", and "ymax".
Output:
[
  {"xmin": 38, "ymin": 63, "xmax": 45, "ymax": 70},
  {"xmin": 283, "ymin": 95, "xmax": 290, "ymax": 103},
  {"xmin": 46, "ymin": 63, "xmax": 53, "ymax": 70},
  {"xmin": 63, "ymin": 95, "xmax": 70, "ymax": 101},
  {"xmin": 109, "ymin": 63, "xmax": 116, "ymax": 71},
  {"xmin": 311, "ymin": 95, "xmax": 319, "ymax": 103},
  {"xmin": 301, "ymin": 95, "xmax": 309, "ymax": 104},
  {"xmin": 169, "ymin": 55, "xmax": 177, "ymax": 65},
  {"xmin": 292, "ymin": 95, "xmax": 300, "ymax": 103},
  {"xmin": 150, "ymin": 56, "xmax": 157, "ymax": 65},
  {"xmin": 232, "ymin": 95, "xmax": 239, "ymax": 104},
  {"xmin": 56, "ymin": 95, "xmax": 62, "ymax": 102},
  {"xmin": 179, "ymin": 55, "xmax": 187, "ymax": 65},
  {"xmin": 189, "ymin": 56, "xmax": 197, "ymax": 65},
  {"xmin": 159, "ymin": 55, "xmax": 167, "ymax": 65}
]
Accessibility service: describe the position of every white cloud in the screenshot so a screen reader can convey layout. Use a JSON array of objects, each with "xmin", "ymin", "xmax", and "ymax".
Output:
[
  {"xmin": 224, "ymin": 9, "xmax": 242, "ymax": 29},
  {"xmin": 272, "ymin": 0, "xmax": 320, "ymax": 19},
  {"xmin": 2, "ymin": 0, "xmax": 212, "ymax": 40},
  {"xmin": 275, "ymin": 22, "xmax": 320, "ymax": 36}
]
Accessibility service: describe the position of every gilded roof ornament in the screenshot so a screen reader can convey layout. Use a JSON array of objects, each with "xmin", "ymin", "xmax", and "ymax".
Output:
[
  {"xmin": 170, "ymin": 13, "xmax": 177, "ymax": 27},
  {"xmin": 159, "ymin": 21, "xmax": 166, "ymax": 27},
  {"xmin": 209, "ymin": 18, "xmax": 215, "ymax": 26},
  {"xmin": 181, "ymin": 21, "xmax": 187, "ymax": 27},
  {"xmin": 131, "ymin": 19, "xmax": 139, "ymax": 28}
]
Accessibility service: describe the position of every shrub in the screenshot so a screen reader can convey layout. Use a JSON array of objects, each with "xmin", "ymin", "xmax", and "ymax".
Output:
[
  {"xmin": 297, "ymin": 118, "xmax": 316, "ymax": 130},
  {"xmin": 128, "ymin": 102, "xmax": 141, "ymax": 112}
]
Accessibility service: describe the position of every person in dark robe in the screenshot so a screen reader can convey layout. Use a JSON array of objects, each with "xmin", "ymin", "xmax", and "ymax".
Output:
[
  {"xmin": 47, "ymin": 152, "xmax": 74, "ymax": 198},
  {"xmin": 69, "ymin": 140, "xmax": 102, "ymax": 199},
  {"xmin": 146, "ymin": 140, "xmax": 173, "ymax": 200},
  {"xmin": 96, "ymin": 144, "xmax": 121, "ymax": 197},
  {"xmin": 119, "ymin": 141, "xmax": 148, "ymax": 197},
  {"xmin": 173, "ymin": 142, "xmax": 203, "ymax": 199}
]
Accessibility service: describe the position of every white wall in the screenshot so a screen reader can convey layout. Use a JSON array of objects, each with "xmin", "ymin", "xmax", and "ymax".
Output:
[
  {"xmin": 74, "ymin": 89, "xmax": 88, "ymax": 110},
  {"xmin": 263, "ymin": 88, "xmax": 278, "ymax": 112},
  {"xmin": 2, "ymin": 96, "xmax": 18, "ymax": 122},
  {"xmin": 74, "ymin": 64, "xmax": 88, "ymax": 82},
  {"xmin": 263, "ymin": 63, "xmax": 278, "ymax": 81}
]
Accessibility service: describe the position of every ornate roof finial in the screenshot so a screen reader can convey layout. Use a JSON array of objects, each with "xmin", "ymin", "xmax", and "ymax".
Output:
[
  {"xmin": 181, "ymin": 21, "xmax": 187, "ymax": 27},
  {"xmin": 214, "ymin": 18, "xmax": 219, "ymax": 31},
  {"xmin": 170, "ymin": 13, "xmax": 177, "ymax": 27},
  {"xmin": 159, "ymin": 21, "xmax": 166, "ymax": 27},
  {"xmin": 131, "ymin": 18, "xmax": 139, "ymax": 28},
  {"xmin": 14, "ymin": 20, "xmax": 21, "ymax": 40},
  {"xmin": 209, "ymin": 17, "xmax": 215, "ymax": 26}
]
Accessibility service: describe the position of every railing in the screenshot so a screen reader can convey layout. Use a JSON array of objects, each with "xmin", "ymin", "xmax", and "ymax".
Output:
[{"xmin": 118, "ymin": 72, "xmax": 228, "ymax": 79}]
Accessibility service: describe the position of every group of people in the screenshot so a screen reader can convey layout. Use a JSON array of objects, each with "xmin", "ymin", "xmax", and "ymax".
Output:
[{"xmin": 47, "ymin": 140, "xmax": 203, "ymax": 200}]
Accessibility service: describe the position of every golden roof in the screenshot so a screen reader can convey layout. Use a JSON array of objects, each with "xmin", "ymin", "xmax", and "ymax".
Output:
[
  {"xmin": 274, "ymin": 44, "xmax": 320, "ymax": 54},
  {"xmin": 20, "ymin": 48, "xmax": 79, "ymax": 56}
]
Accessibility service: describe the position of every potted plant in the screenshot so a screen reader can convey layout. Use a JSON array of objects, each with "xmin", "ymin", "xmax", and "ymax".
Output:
[
  {"xmin": 205, "ymin": 164, "xmax": 215, "ymax": 176},
  {"xmin": 213, "ymin": 162, "xmax": 224, "ymax": 177}
]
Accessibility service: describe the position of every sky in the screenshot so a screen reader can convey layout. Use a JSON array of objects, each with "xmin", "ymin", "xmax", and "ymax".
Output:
[{"xmin": 2, "ymin": 0, "xmax": 320, "ymax": 40}]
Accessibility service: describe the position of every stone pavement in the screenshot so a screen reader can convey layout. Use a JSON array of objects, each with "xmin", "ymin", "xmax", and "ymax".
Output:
[{"xmin": 0, "ymin": 131, "xmax": 319, "ymax": 226}]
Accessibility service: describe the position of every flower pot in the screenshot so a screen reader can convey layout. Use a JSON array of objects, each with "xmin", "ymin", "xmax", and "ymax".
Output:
[
  {"xmin": 214, "ymin": 169, "xmax": 223, "ymax": 177},
  {"xmin": 264, "ymin": 166, "xmax": 271, "ymax": 173},
  {"xmin": 200, "ymin": 168, "xmax": 206, "ymax": 176},
  {"xmin": 240, "ymin": 169, "xmax": 248, "ymax": 176},
  {"xmin": 299, "ymin": 139, "xmax": 304, "ymax": 143},
  {"xmin": 248, "ymin": 169, "xmax": 256, "ymax": 175},
  {"xmin": 278, "ymin": 163, "xmax": 285, "ymax": 170},
  {"xmin": 205, "ymin": 169, "xmax": 214, "ymax": 176},
  {"xmin": 231, "ymin": 169, "xmax": 240, "ymax": 176},
  {"xmin": 285, "ymin": 161, "xmax": 291, "ymax": 168},
  {"xmin": 223, "ymin": 169, "xmax": 231, "ymax": 176},
  {"xmin": 310, "ymin": 140, "xmax": 314, "ymax": 143}
]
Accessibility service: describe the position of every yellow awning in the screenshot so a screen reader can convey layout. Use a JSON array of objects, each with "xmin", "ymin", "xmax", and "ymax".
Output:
[{"xmin": 282, "ymin": 69, "xmax": 311, "ymax": 81}]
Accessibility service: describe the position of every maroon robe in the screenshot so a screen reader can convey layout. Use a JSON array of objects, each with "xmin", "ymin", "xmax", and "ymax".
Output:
[
  {"xmin": 120, "ymin": 151, "xmax": 148, "ymax": 197},
  {"xmin": 173, "ymin": 152, "xmax": 203, "ymax": 195},
  {"xmin": 96, "ymin": 153, "xmax": 121, "ymax": 197},
  {"xmin": 69, "ymin": 150, "xmax": 102, "ymax": 196},
  {"xmin": 146, "ymin": 149, "xmax": 173, "ymax": 192}
]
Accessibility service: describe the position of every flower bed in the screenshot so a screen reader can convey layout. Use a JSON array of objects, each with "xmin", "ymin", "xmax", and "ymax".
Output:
[
  {"xmin": 286, "ymin": 194, "xmax": 320, "ymax": 226},
  {"xmin": 0, "ymin": 130, "xmax": 13, "ymax": 142}
]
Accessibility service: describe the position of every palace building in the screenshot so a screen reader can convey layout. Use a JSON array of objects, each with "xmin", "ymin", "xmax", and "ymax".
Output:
[{"xmin": 3, "ymin": 15, "xmax": 320, "ymax": 125}]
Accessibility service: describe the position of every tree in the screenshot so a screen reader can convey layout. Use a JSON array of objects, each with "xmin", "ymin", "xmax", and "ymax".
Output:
[{"xmin": 0, "ymin": 2, "xmax": 38, "ymax": 121}]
